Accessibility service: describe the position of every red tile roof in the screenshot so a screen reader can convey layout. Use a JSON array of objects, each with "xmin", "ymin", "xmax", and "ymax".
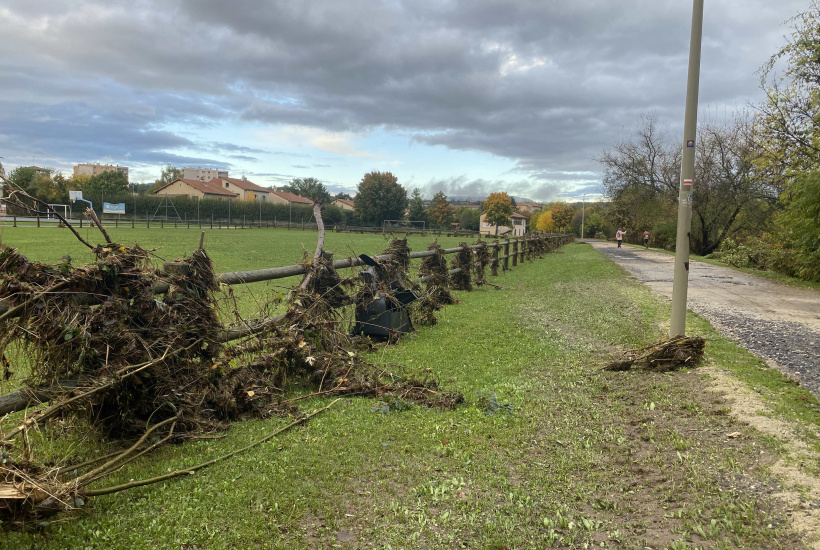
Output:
[
  {"xmin": 155, "ymin": 178, "xmax": 238, "ymax": 197},
  {"xmin": 270, "ymin": 190, "xmax": 313, "ymax": 204},
  {"xmin": 332, "ymin": 198, "xmax": 355, "ymax": 208},
  {"xmin": 210, "ymin": 177, "xmax": 270, "ymax": 193}
]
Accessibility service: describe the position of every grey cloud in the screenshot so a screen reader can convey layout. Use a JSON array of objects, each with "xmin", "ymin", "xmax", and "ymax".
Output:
[{"xmin": 0, "ymin": 0, "xmax": 810, "ymax": 194}]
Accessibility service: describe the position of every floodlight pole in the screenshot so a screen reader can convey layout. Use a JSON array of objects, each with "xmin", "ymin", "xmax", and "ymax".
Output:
[{"xmin": 670, "ymin": 0, "xmax": 704, "ymax": 337}]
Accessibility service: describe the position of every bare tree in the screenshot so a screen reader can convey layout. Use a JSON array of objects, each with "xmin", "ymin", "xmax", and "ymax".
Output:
[{"xmin": 598, "ymin": 114, "xmax": 774, "ymax": 255}]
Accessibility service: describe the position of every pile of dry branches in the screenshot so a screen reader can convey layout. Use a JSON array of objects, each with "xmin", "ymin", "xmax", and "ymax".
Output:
[{"xmin": 604, "ymin": 336, "xmax": 706, "ymax": 372}]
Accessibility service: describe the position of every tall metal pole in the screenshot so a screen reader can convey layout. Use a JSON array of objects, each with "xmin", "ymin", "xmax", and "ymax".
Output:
[
  {"xmin": 581, "ymin": 193, "xmax": 587, "ymax": 239},
  {"xmin": 670, "ymin": 0, "xmax": 704, "ymax": 337}
]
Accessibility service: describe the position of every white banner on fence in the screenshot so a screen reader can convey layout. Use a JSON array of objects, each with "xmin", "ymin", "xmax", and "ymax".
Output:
[{"xmin": 103, "ymin": 202, "xmax": 126, "ymax": 214}]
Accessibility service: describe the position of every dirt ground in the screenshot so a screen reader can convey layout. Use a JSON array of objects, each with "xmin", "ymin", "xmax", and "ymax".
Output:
[{"xmin": 588, "ymin": 240, "xmax": 820, "ymax": 548}]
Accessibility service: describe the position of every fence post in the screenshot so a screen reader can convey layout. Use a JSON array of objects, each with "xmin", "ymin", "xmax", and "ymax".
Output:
[
  {"xmin": 524, "ymin": 235, "xmax": 530, "ymax": 261},
  {"xmin": 13, "ymin": 216, "xmax": 17, "ymax": 228},
  {"xmin": 503, "ymin": 239, "xmax": 510, "ymax": 271},
  {"xmin": 512, "ymin": 239, "xmax": 518, "ymax": 267},
  {"xmin": 491, "ymin": 240, "xmax": 499, "ymax": 276}
]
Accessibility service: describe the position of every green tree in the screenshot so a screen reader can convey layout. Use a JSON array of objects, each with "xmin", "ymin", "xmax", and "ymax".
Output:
[
  {"xmin": 427, "ymin": 191, "xmax": 454, "ymax": 228},
  {"xmin": 281, "ymin": 177, "xmax": 330, "ymax": 202},
  {"xmin": 6, "ymin": 166, "xmax": 65, "ymax": 202},
  {"xmin": 776, "ymin": 171, "xmax": 820, "ymax": 281},
  {"xmin": 408, "ymin": 188, "xmax": 426, "ymax": 223},
  {"xmin": 548, "ymin": 202, "xmax": 576, "ymax": 233},
  {"xmin": 8, "ymin": 166, "xmax": 40, "ymax": 195},
  {"xmin": 755, "ymin": 1, "xmax": 820, "ymax": 186},
  {"xmin": 754, "ymin": 3, "xmax": 820, "ymax": 280},
  {"xmin": 334, "ymin": 191, "xmax": 353, "ymax": 200},
  {"xmin": 150, "ymin": 165, "xmax": 182, "ymax": 192},
  {"xmin": 353, "ymin": 171, "xmax": 408, "ymax": 225},
  {"xmin": 85, "ymin": 171, "xmax": 129, "ymax": 195},
  {"xmin": 455, "ymin": 207, "xmax": 480, "ymax": 231},
  {"xmin": 482, "ymin": 192, "xmax": 514, "ymax": 232}
]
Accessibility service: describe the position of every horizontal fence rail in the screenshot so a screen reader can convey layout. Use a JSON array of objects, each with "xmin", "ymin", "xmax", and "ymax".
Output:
[{"xmin": 0, "ymin": 234, "xmax": 571, "ymax": 316}]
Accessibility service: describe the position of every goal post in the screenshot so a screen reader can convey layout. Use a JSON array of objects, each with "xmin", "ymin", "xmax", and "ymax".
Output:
[
  {"xmin": 382, "ymin": 220, "xmax": 425, "ymax": 233},
  {"xmin": 46, "ymin": 204, "xmax": 71, "ymax": 220}
]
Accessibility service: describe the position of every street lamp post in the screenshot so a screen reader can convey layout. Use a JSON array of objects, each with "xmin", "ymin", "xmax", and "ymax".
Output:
[
  {"xmin": 670, "ymin": 0, "xmax": 705, "ymax": 337},
  {"xmin": 581, "ymin": 193, "xmax": 588, "ymax": 239}
]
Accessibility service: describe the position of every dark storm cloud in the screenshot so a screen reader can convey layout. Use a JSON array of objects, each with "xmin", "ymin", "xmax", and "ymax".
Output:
[{"xmin": 0, "ymin": 0, "xmax": 809, "ymax": 192}]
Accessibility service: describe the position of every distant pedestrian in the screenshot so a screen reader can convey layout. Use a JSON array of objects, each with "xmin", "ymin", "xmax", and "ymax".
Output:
[
  {"xmin": 642, "ymin": 230, "xmax": 650, "ymax": 249},
  {"xmin": 615, "ymin": 228, "xmax": 626, "ymax": 248}
]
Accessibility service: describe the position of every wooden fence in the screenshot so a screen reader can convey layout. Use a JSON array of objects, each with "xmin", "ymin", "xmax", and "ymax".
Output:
[
  {"xmin": 0, "ymin": 232, "xmax": 572, "ymax": 415},
  {"xmin": 0, "ymin": 233, "xmax": 570, "ymax": 318}
]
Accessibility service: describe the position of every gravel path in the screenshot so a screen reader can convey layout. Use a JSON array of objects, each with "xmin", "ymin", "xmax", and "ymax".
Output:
[{"xmin": 587, "ymin": 240, "xmax": 820, "ymax": 398}]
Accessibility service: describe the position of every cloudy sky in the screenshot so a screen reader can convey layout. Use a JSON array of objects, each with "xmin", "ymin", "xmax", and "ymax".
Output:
[{"xmin": 0, "ymin": 1, "xmax": 808, "ymax": 201}]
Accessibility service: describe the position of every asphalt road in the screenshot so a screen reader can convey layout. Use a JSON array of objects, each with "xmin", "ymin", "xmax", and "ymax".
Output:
[{"xmin": 587, "ymin": 240, "xmax": 820, "ymax": 398}]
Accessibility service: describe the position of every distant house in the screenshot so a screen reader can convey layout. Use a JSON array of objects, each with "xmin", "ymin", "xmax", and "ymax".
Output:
[
  {"xmin": 516, "ymin": 202, "xmax": 542, "ymax": 215},
  {"xmin": 510, "ymin": 212, "xmax": 529, "ymax": 236},
  {"xmin": 153, "ymin": 178, "xmax": 238, "ymax": 200},
  {"xmin": 332, "ymin": 198, "xmax": 355, "ymax": 211},
  {"xmin": 269, "ymin": 190, "xmax": 313, "ymax": 206},
  {"xmin": 209, "ymin": 177, "xmax": 270, "ymax": 202},
  {"xmin": 479, "ymin": 212, "xmax": 529, "ymax": 237}
]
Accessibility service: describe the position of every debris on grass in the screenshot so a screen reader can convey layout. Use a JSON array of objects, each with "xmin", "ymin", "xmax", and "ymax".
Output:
[{"xmin": 604, "ymin": 336, "xmax": 706, "ymax": 372}]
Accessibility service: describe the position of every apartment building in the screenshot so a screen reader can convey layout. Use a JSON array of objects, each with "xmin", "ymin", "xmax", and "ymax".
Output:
[
  {"xmin": 74, "ymin": 163, "xmax": 129, "ymax": 180},
  {"xmin": 182, "ymin": 167, "xmax": 229, "ymax": 182}
]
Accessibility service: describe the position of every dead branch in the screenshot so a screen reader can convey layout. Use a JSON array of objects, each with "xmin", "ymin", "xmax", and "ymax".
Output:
[
  {"xmin": 0, "ymin": 347, "xmax": 172, "ymax": 444},
  {"xmin": 83, "ymin": 398, "xmax": 339, "ymax": 497},
  {"xmin": 0, "ymin": 178, "xmax": 94, "ymax": 249}
]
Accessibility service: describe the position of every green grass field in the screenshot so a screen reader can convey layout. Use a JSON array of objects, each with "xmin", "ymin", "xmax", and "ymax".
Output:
[
  {"xmin": 1, "ymin": 230, "xmax": 819, "ymax": 549},
  {"xmin": 0, "ymin": 225, "xmax": 472, "ymax": 322}
]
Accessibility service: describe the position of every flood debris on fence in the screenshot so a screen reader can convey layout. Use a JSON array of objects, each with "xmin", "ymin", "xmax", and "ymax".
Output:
[
  {"xmin": 0, "ymin": 183, "xmax": 571, "ymax": 528},
  {"xmin": 603, "ymin": 336, "xmax": 706, "ymax": 372}
]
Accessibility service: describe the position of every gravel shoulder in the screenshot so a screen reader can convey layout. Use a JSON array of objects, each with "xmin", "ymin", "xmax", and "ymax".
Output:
[{"xmin": 587, "ymin": 240, "xmax": 820, "ymax": 399}]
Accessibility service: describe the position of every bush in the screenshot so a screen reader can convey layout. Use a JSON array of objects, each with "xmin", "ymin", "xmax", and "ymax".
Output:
[{"xmin": 708, "ymin": 237, "xmax": 773, "ymax": 270}]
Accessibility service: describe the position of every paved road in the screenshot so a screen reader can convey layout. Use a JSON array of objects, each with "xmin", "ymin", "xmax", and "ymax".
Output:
[{"xmin": 588, "ymin": 240, "xmax": 820, "ymax": 397}]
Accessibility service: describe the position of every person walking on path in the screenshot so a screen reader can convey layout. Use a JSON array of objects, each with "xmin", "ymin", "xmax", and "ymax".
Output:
[
  {"xmin": 615, "ymin": 228, "xmax": 626, "ymax": 248},
  {"xmin": 642, "ymin": 230, "xmax": 650, "ymax": 249}
]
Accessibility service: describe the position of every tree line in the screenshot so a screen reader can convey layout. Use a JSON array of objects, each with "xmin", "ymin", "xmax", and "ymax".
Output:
[
  {"xmin": 2, "ymin": 164, "xmax": 535, "ymax": 232},
  {"xmin": 594, "ymin": 3, "xmax": 820, "ymax": 282}
]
